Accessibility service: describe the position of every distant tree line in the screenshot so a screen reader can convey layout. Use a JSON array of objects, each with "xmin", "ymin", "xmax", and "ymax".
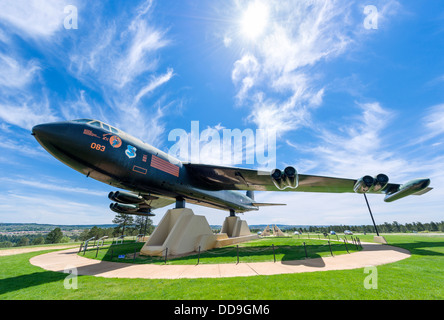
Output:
[
  {"xmin": 0, "ymin": 215, "xmax": 154, "ymax": 248},
  {"xmin": 285, "ymin": 221, "xmax": 444, "ymax": 234},
  {"xmin": 1, "ymin": 219, "xmax": 442, "ymax": 248},
  {"xmin": 0, "ymin": 227, "xmax": 70, "ymax": 248}
]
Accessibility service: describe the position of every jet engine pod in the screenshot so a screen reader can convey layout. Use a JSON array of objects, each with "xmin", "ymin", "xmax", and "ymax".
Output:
[
  {"xmin": 271, "ymin": 167, "xmax": 298, "ymax": 190},
  {"xmin": 353, "ymin": 175, "xmax": 374, "ymax": 193},
  {"xmin": 271, "ymin": 169, "xmax": 284, "ymax": 190},
  {"xmin": 110, "ymin": 202, "xmax": 138, "ymax": 213},
  {"xmin": 108, "ymin": 191, "xmax": 145, "ymax": 204},
  {"xmin": 283, "ymin": 166, "xmax": 298, "ymax": 188},
  {"xmin": 373, "ymin": 173, "xmax": 389, "ymax": 192},
  {"xmin": 109, "ymin": 203, "xmax": 155, "ymax": 216}
]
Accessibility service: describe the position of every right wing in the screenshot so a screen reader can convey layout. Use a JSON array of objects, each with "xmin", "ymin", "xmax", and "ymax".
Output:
[{"xmin": 183, "ymin": 163, "xmax": 432, "ymax": 202}]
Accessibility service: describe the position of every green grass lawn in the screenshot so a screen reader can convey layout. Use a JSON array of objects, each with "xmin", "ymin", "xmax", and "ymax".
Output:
[
  {"xmin": 79, "ymin": 236, "xmax": 360, "ymax": 265},
  {"xmin": 0, "ymin": 234, "xmax": 443, "ymax": 300}
]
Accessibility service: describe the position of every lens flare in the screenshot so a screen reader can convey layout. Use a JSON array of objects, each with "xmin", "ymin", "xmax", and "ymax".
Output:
[{"xmin": 240, "ymin": 2, "xmax": 269, "ymax": 39}]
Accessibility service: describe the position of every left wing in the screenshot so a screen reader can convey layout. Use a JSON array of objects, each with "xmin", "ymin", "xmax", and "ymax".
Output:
[{"xmin": 183, "ymin": 163, "xmax": 432, "ymax": 202}]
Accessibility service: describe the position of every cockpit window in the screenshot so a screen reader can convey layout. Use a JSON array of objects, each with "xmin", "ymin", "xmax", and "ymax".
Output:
[
  {"xmin": 110, "ymin": 127, "xmax": 119, "ymax": 134},
  {"xmin": 73, "ymin": 119, "xmax": 92, "ymax": 123},
  {"xmin": 89, "ymin": 121, "xmax": 101, "ymax": 128},
  {"xmin": 74, "ymin": 118, "xmax": 120, "ymax": 134}
]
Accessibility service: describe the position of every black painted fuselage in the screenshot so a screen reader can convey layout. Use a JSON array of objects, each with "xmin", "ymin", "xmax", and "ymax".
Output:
[{"xmin": 32, "ymin": 120, "xmax": 258, "ymax": 213}]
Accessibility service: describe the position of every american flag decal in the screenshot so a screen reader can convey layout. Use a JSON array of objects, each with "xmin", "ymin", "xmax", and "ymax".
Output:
[{"xmin": 150, "ymin": 155, "xmax": 179, "ymax": 177}]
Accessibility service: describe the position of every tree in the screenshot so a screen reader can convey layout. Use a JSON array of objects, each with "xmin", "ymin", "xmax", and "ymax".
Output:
[
  {"xmin": 17, "ymin": 237, "xmax": 30, "ymax": 247},
  {"xmin": 112, "ymin": 213, "xmax": 134, "ymax": 236},
  {"xmin": 46, "ymin": 227, "xmax": 64, "ymax": 244},
  {"xmin": 135, "ymin": 216, "xmax": 154, "ymax": 235},
  {"xmin": 32, "ymin": 236, "xmax": 45, "ymax": 245}
]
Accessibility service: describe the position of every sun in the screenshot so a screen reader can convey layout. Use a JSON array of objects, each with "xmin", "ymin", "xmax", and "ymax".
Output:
[{"xmin": 240, "ymin": 2, "xmax": 269, "ymax": 40}]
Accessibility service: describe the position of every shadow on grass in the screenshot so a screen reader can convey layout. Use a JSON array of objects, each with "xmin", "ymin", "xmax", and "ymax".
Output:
[
  {"xmin": 0, "ymin": 271, "xmax": 67, "ymax": 296},
  {"xmin": 386, "ymin": 241, "xmax": 444, "ymax": 257},
  {"xmin": 81, "ymin": 238, "xmax": 362, "ymax": 268}
]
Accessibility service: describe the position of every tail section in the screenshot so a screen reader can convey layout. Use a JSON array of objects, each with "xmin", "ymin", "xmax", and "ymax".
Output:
[{"xmin": 247, "ymin": 190, "xmax": 286, "ymax": 207}]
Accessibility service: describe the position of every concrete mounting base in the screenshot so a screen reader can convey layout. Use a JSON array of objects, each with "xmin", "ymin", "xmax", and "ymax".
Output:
[
  {"xmin": 140, "ymin": 208, "xmax": 258, "ymax": 257},
  {"xmin": 373, "ymin": 236, "xmax": 388, "ymax": 244}
]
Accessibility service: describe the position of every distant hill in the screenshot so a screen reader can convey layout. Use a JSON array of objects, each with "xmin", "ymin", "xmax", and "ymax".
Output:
[
  {"xmin": 1, "ymin": 222, "xmax": 322, "ymax": 233},
  {"xmin": 0, "ymin": 223, "xmax": 117, "ymax": 233}
]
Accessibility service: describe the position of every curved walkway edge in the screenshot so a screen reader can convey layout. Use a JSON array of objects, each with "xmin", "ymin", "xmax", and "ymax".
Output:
[{"xmin": 29, "ymin": 242, "xmax": 410, "ymax": 279}]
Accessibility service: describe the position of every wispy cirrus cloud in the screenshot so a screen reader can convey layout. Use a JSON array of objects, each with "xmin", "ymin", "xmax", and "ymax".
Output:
[
  {"xmin": 297, "ymin": 102, "xmax": 411, "ymax": 178},
  {"xmin": 0, "ymin": 0, "xmax": 77, "ymax": 39},
  {"xmin": 422, "ymin": 104, "xmax": 444, "ymax": 141},
  {"xmin": 228, "ymin": 0, "xmax": 354, "ymax": 136},
  {"xmin": 0, "ymin": 0, "xmax": 175, "ymax": 146},
  {"xmin": 0, "ymin": 53, "xmax": 40, "ymax": 89},
  {"xmin": 1, "ymin": 177, "xmax": 107, "ymax": 197},
  {"xmin": 0, "ymin": 95, "xmax": 59, "ymax": 130},
  {"xmin": 66, "ymin": 0, "xmax": 174, "ymax": 144}
]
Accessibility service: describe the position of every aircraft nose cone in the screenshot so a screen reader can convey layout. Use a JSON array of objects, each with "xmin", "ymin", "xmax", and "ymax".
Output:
[
  {"xmin": 32, "ymin": 123, "xmax": 63, "ymax": 140},
  {"xmin": 32, "ymin": 122, "xmax": 72, "ymax": 150}
]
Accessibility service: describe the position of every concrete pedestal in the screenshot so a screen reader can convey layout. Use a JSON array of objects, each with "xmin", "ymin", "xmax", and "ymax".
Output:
[
  {"xmin": 140, "ymin": 208, "xmax": 217, "ymax": 257},
  {"xmin": 140, "ymin": 209, "xmax": 258, "ymax": 257},
  {"xmin": 221, "ymin": 216, "xmax": 251, "ymax": 237},
  {"xmin": 374, "ymin": 236, "xmax": 388, "ymax": 244}
]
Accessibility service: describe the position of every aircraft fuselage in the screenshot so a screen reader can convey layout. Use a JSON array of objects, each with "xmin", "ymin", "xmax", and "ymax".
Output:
[{"xmin": 32, "ymin": 120, "xmax": 258, "ymax": 213}]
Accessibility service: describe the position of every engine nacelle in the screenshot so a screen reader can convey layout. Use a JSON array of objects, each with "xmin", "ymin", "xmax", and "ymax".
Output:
[
  {"xmin": 108, "ymin": 191, "xmax": 145, "ymax": 204},
  {"xmin": 271, "ymin": 166, "xmax": 298, "ymax": 190},
  {"xmin": 373, "ymin": 173, "xmax": 389, "ymax": 192},
  {"xmin": 271, "ymin": 169, "xmax": 284, "ymax": 189},
  {"xmin": 353, "ymin": 175, "xmax": 374, "ymax": 193},
  {"xmin": 384, "ymin": 178, "xmax": 431, "ymax": 202},
  {"xmin": 109, "ymin": 203, "xmax": 155, "ymax": 216}
]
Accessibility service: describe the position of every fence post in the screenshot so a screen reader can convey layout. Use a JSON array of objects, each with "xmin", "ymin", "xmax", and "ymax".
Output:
[
  {"xmin": 303, "ymin": 242, "xmax": 308, "ymax": 258},
  {"xmin": 95, "ymin": 245, "xmax": 99, "ymax": 258},
  {"xmin": 236, "ymin": 245, "xmax": 239, "ymax": 264},
  {"xmin": 328, "ymin": 241, "xmax": 333, "ymax": 257},
  {"xmin": 344, "ymin": 239, "xmax": 349, "ymax": 254},
  {"xmin": 79, "ymin": 242, "xmax": 83, "ymax": 253},
  {"xmin": 197, "ymin": 246, "xmax": 201, "ymax": 265},
  {"xmin": 133, "ymin": 247, "xmax": 137, "ymax": 263},
  {"xmin": 165, "ymin": 247, "xmax": 168, "ymax": 264},
  {"xmin": 110, "ymin": 249, "xmax": 113, "ymax": 261},
  {"xmin": 272, "ymin": 244, "xmax": 276, "ymax": 263}
]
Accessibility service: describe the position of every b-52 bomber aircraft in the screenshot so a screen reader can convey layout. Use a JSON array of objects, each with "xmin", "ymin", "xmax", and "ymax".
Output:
[{"xmin": 32, "ymin": 119, "xmax": 432, "ymax": 218}]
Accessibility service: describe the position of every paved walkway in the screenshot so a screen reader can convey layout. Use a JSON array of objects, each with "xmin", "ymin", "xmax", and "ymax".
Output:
[
  {"xmin": 0, "ymin": 245, "xmax": 78, "ymax": 256},
  {"xmin": 29, "ymin": 242, "xmax": 410, "ymax": 279}
]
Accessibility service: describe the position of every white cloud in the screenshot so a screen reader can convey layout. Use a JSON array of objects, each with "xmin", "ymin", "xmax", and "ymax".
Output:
[
  {"xmin": 133, "ymin": 68, "xmax": 175, "ymax": 106},
  {"xmin": 231, "ymin": 53, "xmax": 260, "ymax": 102},
  {"xmin": 423, "ymin": 104, "xmax": 444, "ymax": 140},
  {"xmin": 0, "ymin": 193, "xmax": 109, "ymax": 224},
  {"xmin": 229, "ymin": 0, "xmax": 353, "ymax": 136},
  {"xmin": 1, "ymin": 177, "xmax": 107, "ymax": 197},
  {"xmin": 65, "ymin": 0, "xmax": 173, "ymax": 145},
  {"xmin": 0, "ymin": 54, "xmax": 40, "ymax": 89},
  {"xmin": 0, "ymin": 0, "xmax": 77, "ymax": 39},
  {"xmin": 288, "ymin": 102, "xmax": 413, "ymax": 179},
  {"xmin": 0, "ymin": 98, "xmax": 59, "ymax": 130}
]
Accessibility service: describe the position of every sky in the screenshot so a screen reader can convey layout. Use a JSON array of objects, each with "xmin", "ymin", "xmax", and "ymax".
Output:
[{"xmin": 0, "ymin": 0, "xmax": 443, "ymax": 227}]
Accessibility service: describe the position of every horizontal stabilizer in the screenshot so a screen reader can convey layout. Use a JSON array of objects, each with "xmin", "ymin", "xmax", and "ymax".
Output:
[
  {"xmin": 413, "ymin": 187, "xmax": 433, "ymax": 195},
  {"xmin": 252, "ymin": 202, "xmax": 286, "ymax": 207}
]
